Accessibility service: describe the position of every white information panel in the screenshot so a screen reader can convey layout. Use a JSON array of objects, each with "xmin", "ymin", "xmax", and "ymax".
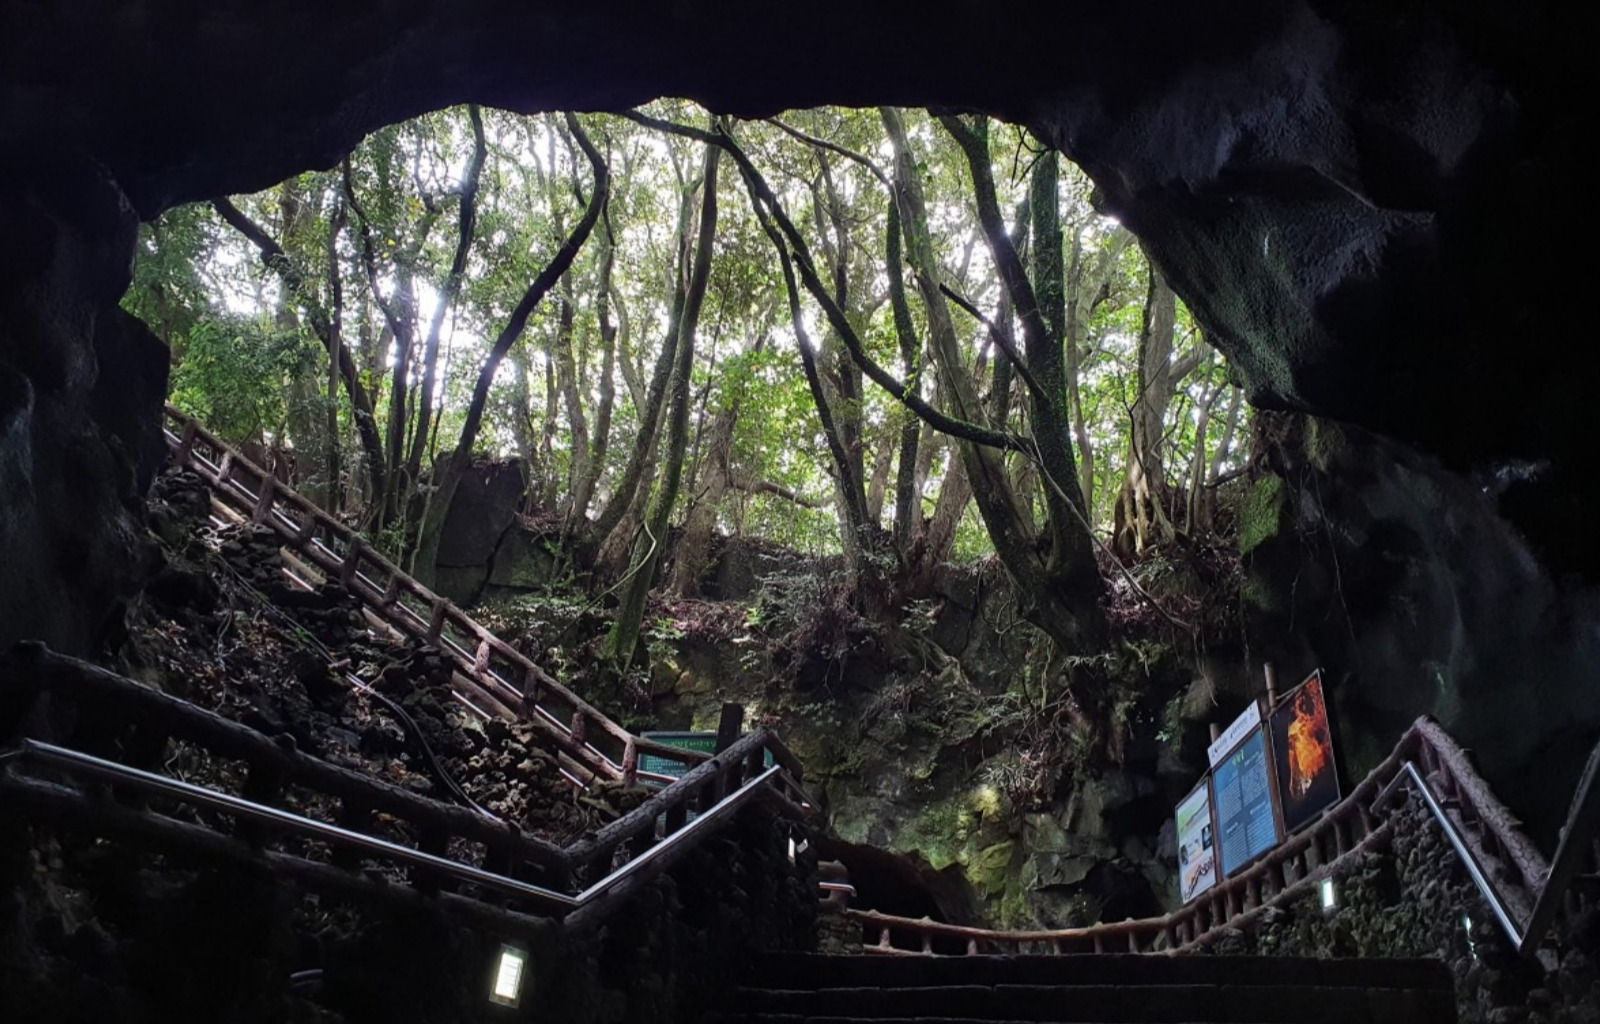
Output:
[{"xmin": 1207, "ymin": 699, "xmax": 1262, "ymax": 769}]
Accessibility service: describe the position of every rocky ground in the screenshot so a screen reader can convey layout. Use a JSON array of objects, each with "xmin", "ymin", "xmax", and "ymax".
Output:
[
  {"xmin": 116, "ymin": 465, "xmax": 643, "ymax": 845},
  {"xmin": 0, "ymin": 466, "xmax": 814, "ymax": 1024},
  {"xmin": 469, "ymin": 510, "xmax": 1254, "ymax": 933}
]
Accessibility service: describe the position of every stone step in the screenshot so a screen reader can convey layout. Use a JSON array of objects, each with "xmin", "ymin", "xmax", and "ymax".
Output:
[
  {"xmin": 724, "ymin": 982, "xmax": 1454, "ymax": 1023},
  {"xmin": 747, "ymin": 954, "xmax": 1454, "ymax": 994}
]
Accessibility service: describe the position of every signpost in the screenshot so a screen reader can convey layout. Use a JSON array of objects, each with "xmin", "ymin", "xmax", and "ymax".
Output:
[
  {"xmin": 1207, "ymin": 700, "xmax": 1262, "ymax": 769},
  {"xmin": 637, "ymin": 731, "xmax": 719, "ymax": 781},
  {"xmin": 637, "ymin": 731, "xmax": 771, "ymax": 785},
  {"xmin": 1176, "ymin": 779, "xmax": 1218, "ymax": 903}
]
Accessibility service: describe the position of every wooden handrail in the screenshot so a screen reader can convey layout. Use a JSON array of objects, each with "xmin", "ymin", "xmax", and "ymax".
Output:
[
  {"xmin": 6, "ymin": 643, "xmax": 574, "ymax": 881},
  {"xmin": 160, "ymin": 405, "xmax": 715, "ymax": 785},
  {"xmin": 844, "ymin": 716, "xmax": 1594, "ymax": 959}
]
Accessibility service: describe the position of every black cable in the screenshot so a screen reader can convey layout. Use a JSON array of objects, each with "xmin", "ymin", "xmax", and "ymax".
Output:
[{"xmin": 208, "ymin": 536, "xmax": 504, "ymax": 823}]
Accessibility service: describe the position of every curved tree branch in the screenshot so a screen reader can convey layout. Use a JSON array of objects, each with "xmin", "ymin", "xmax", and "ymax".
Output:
[{"xmin": 620, "ymin": 110, "xmax": 1028, "ymax": 455}]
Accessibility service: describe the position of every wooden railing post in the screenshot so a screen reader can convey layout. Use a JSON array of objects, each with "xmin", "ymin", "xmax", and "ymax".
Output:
[
  {"xmin": 622, "ymin": 737, "xmax": 638, "ymax": 787},
  {"xmin": 251, "ymin": 474, "xmax": 277, "ymax": 524},
  {"xmin": 340, "ymin": 543, "xmax": 362, "ymax": 588},
  {"xmin": 176, "ymin": 419, "xmax": 199, "ymax": 462},
  {"xmin": 427, "ymin": 599, "xmax": 449, "ymax": 644},
  {"xmin": 332, "ymin": 800, "xmax": 374, "ymax": 871}
]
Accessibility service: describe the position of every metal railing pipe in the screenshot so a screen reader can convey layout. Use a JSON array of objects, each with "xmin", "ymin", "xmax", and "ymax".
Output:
[
  {"xmin": 9, "ymin": 739, "xmax": 579, "ymax": 911},
  {"xmin": 1374, "ymin": 760, "xmax": 1526, "ymax": 946}
]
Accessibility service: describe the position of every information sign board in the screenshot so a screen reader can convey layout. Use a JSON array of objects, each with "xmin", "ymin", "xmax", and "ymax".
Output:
[
  {"xmin": 637, "ymin": 731, "xmax": 773, "ymax": 785},
  {"xmin": 1176, "ymin": 779, "xmax": 1218, "ymax": 903},
  {"xmin": 638, "ymin": 731, "xmax": 718, "ymax": 780},
  {"xmin": 1213, "ymin": 727, "xmax": 1280, "ymax": 878}
]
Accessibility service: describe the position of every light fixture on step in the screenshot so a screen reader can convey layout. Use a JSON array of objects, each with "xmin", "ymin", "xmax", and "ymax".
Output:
[
  {"xmin": 787, "ymin": 827, "xmax": 810, "ymax": 864},
  {"xmin": 489, "ymin": 944, "xmax": 529, "ymax": 1008},
  {"xmin": 1320, "ymin": 877, "xmax": 1338, "ymax": 913}
]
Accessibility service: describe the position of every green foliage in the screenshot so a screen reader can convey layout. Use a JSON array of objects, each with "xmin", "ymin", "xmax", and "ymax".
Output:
[
  {"xmin": 134, "ymin": 99, "xmax": 1254, "ymax": 656},
  {"xmin": 168, "ymin": 318, "xmax": 317, "ymax": 443},
  {"xmin": 749, "ymin": 561, "xmax": 877, "ymax": 686}
]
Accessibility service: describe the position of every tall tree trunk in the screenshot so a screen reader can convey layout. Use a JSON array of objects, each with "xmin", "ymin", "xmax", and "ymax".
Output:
[
  {"xmin": 887, "ymin": 200, "xmax": 924, "ymax": 552},
  {"xmin": 1114, "ymin": 261, "xmax": 1190, "ymax": 559},
  {"xmin": 324, "ymin": 195, "xmax": 346, "ymax": 512},
  {"xmin": 1064, "ymin": 225, "xmax": 1132, "ymax": 524},
  {"xmin": 569, "ymin": 209, "xmax": 618, "ymax": 529},
  {"xmin": 406, "ymin": 105, "xmax": 486, "ymax": 494},
  {"xmin": 608, "ymin": 140, "xmax": 720, "ymax": 666},
  {"xmin": 926, "ymin": 112, "xmax": 1105, "ymax": 653},
  {"xmin": 913, "ymin": 440, "xmax": 972, "ymax": 571},
  {"xmin": 1186, "ymin": 364, "xmax": 1218, "ymax": 534},
  {"xmin": 552, "ymin": 292, "xmax": 588, "ymax": 514},
  {"xmin": 864, "ymin": 436, "xmax": 895, "ymax": 525},
  {"xmin": 669, "ymin": 344, "xmax": 751, "ymax": 596},
  {"xmin": 508, "ymin": 345, "xmax": 537, "ymax": 470},
  {"xmin": 410, "ymin": 114, "xmax": 608, "ymax": 586},
  {"xmin": 1209, "ymin": 385, "xmax": 1244, "ymax": 485},
  {"xmin": 588, "ymin": 171, "xmax": 696, "ymax": 550}
]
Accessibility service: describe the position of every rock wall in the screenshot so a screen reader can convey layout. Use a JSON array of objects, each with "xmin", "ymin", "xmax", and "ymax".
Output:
[
  {"xmin": 641, "ymin": 563, "xmax": 1234, "ymax": 930},
  {"xmin": 428, "ymin": 459, "xmax": 531, "ymax": 605},
  {"xmin": 1240, "ymin": 414, "xmax": 1600, "ymax": 845},
  {"xmin": 0, "ymin": 149, "xmax": 169, "ymax": 656},
  {"xmin": 1198, "ymin": 790, "xmax": 1600, "ymax": 1024}
]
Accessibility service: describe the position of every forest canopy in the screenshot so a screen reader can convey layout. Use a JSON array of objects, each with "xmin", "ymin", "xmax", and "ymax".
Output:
[{"xmin": 128, "ymin": 102, "xmax": 1249, "ymax": 684}]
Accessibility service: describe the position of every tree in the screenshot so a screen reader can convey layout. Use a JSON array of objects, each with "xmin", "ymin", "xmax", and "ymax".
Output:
[
  {"xmin": 411, "ymin": 112, "xmax": 610, "ymax": 586},
  {"xmin": 607, "ymin": 134, "xmax": 720, "ymax": 665}
]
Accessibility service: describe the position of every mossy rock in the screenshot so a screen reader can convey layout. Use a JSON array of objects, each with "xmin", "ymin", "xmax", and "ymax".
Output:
[
  {"xmin": 1238, "ymin": 475, "xmax": 1285, "ymax": 556},
  {"xmin": 1240, "ymin": 571, "xmax": 1281, "ymax": 612},
  {"xmin": 971, "ymin": 841, "xmax": 1016, "ymax": 896}
]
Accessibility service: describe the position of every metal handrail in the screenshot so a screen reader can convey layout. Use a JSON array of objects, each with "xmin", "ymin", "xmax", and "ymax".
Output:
[
  {"xmin": 1524, "ymin": 738, "xmax": 1600, "ymax": 952},
  {"xmin": 1373, "ymin": 761, "xmax": 1526, "ymax": 945},
  {"xmin": 2, "ymin": 740, "xmax": 805, "ymax": 919},
  {"xmin": 577, "ymin": 765, "xmax": 783, "ymax": 903},
  {"xmin": 9, "ymin": 739, "xmax": 580, "ymax": 910}
]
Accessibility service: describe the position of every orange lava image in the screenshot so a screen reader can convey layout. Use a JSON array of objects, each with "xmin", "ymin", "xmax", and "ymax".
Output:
[{"xmin": 1285, "ymin": 686, "xmax": 1331, "ymax": 800}]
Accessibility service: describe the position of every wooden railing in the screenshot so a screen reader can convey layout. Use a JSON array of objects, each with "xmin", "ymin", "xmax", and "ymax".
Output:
[
  {"xmin": 846, "ymin": 716, "xmax": 1598, "ymax": 960},
  {"xmin": 162, "ymin": 405, "xmax": 706, "ymax": 789},
  {"xmin": 1, "ymin": 645, "xmax": 813, "ymax": 932}
]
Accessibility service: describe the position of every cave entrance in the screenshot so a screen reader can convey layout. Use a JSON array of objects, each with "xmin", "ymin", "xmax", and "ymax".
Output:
[{"xmin": 818, "ymin": 837, "xmax": 983, "ymax": 955}]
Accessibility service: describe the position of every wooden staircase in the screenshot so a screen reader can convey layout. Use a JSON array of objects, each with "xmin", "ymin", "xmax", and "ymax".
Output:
[
  {"xmin": 707, "ymin": 952, "xmax": 1457, "ymax": 1023},
  {"xmin": 160, "ymin": 404, "xmax": 707, "ymax": 789}
]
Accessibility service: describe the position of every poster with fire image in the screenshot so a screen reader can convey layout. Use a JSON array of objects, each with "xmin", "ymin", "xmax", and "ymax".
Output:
[
  {"xmin": 1268, "ymin": 671, "xmax": 1341, "ymax": 834},
  {"xmin": 1176, "ymin": 780, "xmax": 1217, "ymax": 903}
]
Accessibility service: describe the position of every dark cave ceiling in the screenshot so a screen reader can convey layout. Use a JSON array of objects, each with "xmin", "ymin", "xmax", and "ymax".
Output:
[{"xmin": 1, "ymin": 0, "xmax": 1589, "ymax": 573}]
